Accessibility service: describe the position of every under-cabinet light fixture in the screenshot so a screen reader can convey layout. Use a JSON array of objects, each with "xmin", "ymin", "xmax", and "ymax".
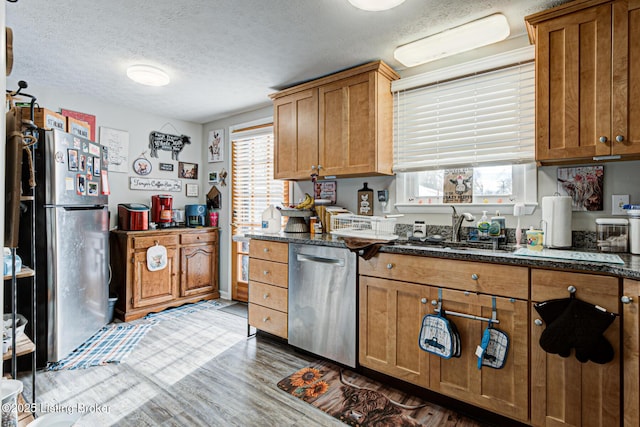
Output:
[
  {"xmin": 348, "ymin": 0, "xmax": 405, "ymax": 11},
  {"xmin": 126, "ymin": 65, "xmax": 170, "ymax": 86},
  {"xmin": 394, "ymin": 14, "xmax": 511, "ymax": 67}
]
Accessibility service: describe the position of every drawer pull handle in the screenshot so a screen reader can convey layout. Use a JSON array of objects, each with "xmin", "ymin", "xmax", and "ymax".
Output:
[
  {"xmin": 471, "ymin": 273, "xmax": 479, "ymax": 280},
  {"xmin": 262, "ymin": 316, "xmax": 270, "ymax": 322},
  {"xmin": 568, "ymin": 285, "xmax": 576, "ymax": 294},
  {"xmin": 421, "ymin": 298, "xmax": 427, "ymax": 304},
  {"xmin": 534, "ymin": 319, "xmax": 543, "ymax": 326},
  {"xmin": 263, "ymin": 270, "xmax": 269, "ymax": 276},
  {"xmin": 263, "ymin": 293, "xmax": 270, "ymax": 299},
  {"xmin": 263, "ymin": 248, "xmax": 269, "ymax": 253},
  {"xmin": 622, "ymin": 296, "xmax": 633, "ymax": 304},
  {"xmin": 386, "ymin": 263, "xmax": 394, "ymax": 269}
]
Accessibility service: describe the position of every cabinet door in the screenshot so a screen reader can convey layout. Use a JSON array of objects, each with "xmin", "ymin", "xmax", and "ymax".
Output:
[
  {"xmin": 132, "ymin": 247, "xmax": 178, "ymax": 308},
  {"xmin": 318, "ymin": 72, "xmax": 382, "ymax": 177},
  {"xmin": 180, "ymin": 244, "xmax": 217, "ymax": 297},
  {"xmin": 428, "ymin": 288, "xmax": 529, "ymax": 423},
  {"xmin": 612, "ymin": 0, "xmax": 640, "ymax": 156},
  {"xmin": 359, "ymin": 276, "xmax": 430, "ymax": 387},
  {"xmin": 622, "ymin": 279, "xmax": 639, "ymax": 427},
  {"xmin": 534, "ymin": 3, "xmax": 612, "ymax": 161},
  {"xmin": 273, "ymin": 89, "xmax": 318, "ymax": 179},
  {"xmin": 530, "ymin": 269, "xmax": 620, "ymax": 427}
]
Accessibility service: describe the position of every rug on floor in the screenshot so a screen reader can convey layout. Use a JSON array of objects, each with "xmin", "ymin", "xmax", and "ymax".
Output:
[
  {"xmin": 46, "ymin": 323, "xmax": 154, "ymax": 371},
  {"xmin": 278, "ymin": 361, "xmax": 484, "ymax": 427},
  {"xmin": 143, "ymin": 299, "xmax": 227, "ymax": 322}
]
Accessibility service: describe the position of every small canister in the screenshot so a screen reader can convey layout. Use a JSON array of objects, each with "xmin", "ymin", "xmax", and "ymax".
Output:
[
  {"xmin": 596, "ymin": 218, "xmax": 628, "ymax": 252},
  {"xmin": 526, "ymin": 228, "xmax": 544, "ymax": 251}
]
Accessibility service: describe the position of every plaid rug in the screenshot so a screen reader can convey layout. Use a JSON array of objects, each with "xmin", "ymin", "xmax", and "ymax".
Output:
[
  {"xmin": 143, "ymin": 299, "xmax": 226, "ymax": 322},
  {"xmin": 46, "ymin": 323, "xmax": 154, "ymax": 371}
]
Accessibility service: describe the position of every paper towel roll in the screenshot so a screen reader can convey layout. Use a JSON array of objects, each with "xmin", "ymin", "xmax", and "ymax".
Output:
[{"xmin": 542, "ymin": 196, "xmax": 572, "ymax": 248}]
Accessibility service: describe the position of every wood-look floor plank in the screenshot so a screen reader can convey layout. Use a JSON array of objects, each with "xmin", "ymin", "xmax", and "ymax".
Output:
[{"xmin": 18, "ymin": 301, "xmax": 489, "ymax": 426}]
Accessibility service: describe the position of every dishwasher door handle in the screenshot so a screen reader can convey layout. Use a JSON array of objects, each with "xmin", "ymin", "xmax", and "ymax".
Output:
[{"xmin": 296, "ymin": 253, "xmax": 345, "ymax": 267}]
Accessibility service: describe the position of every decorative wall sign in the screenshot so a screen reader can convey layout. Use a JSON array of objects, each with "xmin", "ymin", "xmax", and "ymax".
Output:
[
  {"xmin": 314, "ymin": 181, "xmax": 337, "ymax": 204},
  {"xmin": 178, "ymin": 162, "xmax": 198, "ymax": 179},
  {"xmin": 133, "ymin": 157, "xmax": 152, "ymax": 176},
  {"xmin": 159, "ymin": 162, "xmax": 174, "ymax": 172},
  {"xmin": 148, "ymin": 130, "xmax": 191, "ymax": 160},
  {"xmin": 557, "ymin": 165, "xmax": 604, "ymax": 211},
  {"xmin": 62, "ymin": 109, "xmax": 96, "ymax": 141},
  {"xmin": 207, "ymin": 129, "xmax": 224, "ymax": 162},
  {"xmin": 186, "ymin": 183, "xmax": 199, "ymax": 197},
  {"xmin": 129, "ymin": 177, "xmax": 182, "ymax": 192},
  {"xmin": 99, "ymin": 127, "xmax": 129, "ymax": 173},
  {"xmin": 443, "ymin": 168, "xmax": 473, "ymax": 204}
]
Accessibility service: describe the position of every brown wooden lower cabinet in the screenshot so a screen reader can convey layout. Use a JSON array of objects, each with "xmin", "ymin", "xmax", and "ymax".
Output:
[
  {"xmin": 530, "ymin": 269, "xmax": 620, "ymax": 427},
  {"xmin": 359, "ymin": 254, "xmax": 627, "ymax": 426},
  {"xmin": 110, "ymin": 228, "xmax": 220, "ymax": 321},
  {"xmin": 623, "ymin": 279, "xmax": 639, "ymax": 427}
]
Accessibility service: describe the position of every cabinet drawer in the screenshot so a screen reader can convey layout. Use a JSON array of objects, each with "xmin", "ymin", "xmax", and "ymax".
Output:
[
  {"xmin": 359, "ymin": 253, "xmax": 528, "ymax": 300},
  {"xmin": 249, "ymin": 240, "xmax": 288, "ymax": 263},
  {"xmin": 132, "ymin": 234, "xmax": 178, "ymax": 249},
  {"xmin": 531, "ymin": 269, "xmax": 619, "ymax": 313},
  {"xmin": 249, "ymin": 304, "xmax": 288, "ymax": 338},
  {"xmin": 181, "ymin": 231, "xmax": 217, "ymax": 245},
  {"xmin": 249, "ymin": 259, "xmax": 288, "ymax": 288},
  {"xmin": 249, "ymin": 281, "xmax": 288, "ymax": 312}
]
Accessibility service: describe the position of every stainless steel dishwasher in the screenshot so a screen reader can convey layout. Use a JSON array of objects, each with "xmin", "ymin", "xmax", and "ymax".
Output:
[{"xmin": 288, "ymin": 243, "xmax": 357, "ymax": 367}]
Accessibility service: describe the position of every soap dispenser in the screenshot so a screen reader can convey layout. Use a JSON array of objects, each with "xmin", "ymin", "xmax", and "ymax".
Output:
[
  {"xmin": 477, "ymin": 211, "xmax": 490, "ymax": 238},
  {"xmin": 491, "ymin": 210, "xmax": 506, "ymax": 238}
]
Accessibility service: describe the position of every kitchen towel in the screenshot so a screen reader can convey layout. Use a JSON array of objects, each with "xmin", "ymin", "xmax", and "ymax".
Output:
[{"xmin": 542, "ymin": 195, "xmax": 572, "ymax": 248}]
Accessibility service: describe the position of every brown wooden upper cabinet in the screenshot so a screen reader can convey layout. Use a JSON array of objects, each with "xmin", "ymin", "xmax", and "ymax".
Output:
[
  {"xmin": 526, "ymin": 0, "xmax": 640, "ymax": 164},
  {"xmin": 270, "ymin": 61, "xmax": 399, "ymax": 180}
]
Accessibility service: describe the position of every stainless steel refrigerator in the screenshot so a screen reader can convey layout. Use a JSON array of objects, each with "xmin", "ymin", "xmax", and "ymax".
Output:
[{"xmin": 32, "ymin": 128, "xmax": 109, "ymax": 364}]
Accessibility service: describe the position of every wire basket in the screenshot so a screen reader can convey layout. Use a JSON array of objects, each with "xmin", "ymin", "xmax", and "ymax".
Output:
[{"xmin": 330, "ymin": 214, "xmax": 398, "ymax": 239}]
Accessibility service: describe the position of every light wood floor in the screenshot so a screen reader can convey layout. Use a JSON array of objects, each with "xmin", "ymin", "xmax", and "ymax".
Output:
[{"xmin": 18, "ymin": 301, "xmax": 490, "ymax": 426}]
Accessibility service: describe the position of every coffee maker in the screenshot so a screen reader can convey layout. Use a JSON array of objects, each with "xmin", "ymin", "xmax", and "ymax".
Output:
[
  {"xmin": 185, "ymin": 204, "xmax": 206, "ymax": 227},
  {"xmin": 151, "ymin": 195, "xmax": 173, "ymax": 228}
]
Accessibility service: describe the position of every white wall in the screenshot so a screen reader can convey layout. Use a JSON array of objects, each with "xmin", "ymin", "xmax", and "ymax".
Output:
[
  {"xmin": 202, "ymin": 106, "xmax": 273, "ymax": 299},
  {"xmin": 5, "ymin": 80, "xmax": 206, "ymax": 229}
]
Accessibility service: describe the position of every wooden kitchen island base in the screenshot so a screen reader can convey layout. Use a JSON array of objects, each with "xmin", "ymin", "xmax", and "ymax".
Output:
[{"xmin": 110, "ymin": 227, "xmax": 220, "ymax": 322}]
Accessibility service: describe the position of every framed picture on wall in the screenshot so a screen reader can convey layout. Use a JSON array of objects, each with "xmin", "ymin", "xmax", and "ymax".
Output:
[
  {"xmin": 186, "ymin": 183, "xmax": 199, "ymax": 197},
  {"xmin": 207, "ymin": 129, "xmax": 224, "ymax": 162},
  {"xmin": 178, "ymin": 162, "xmax": 198, "ymax": 179}
]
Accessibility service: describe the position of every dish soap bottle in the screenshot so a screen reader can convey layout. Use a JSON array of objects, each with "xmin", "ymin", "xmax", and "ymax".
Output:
[
  {"xmin": 477, "ymin": 211, "xmax": 490, "ymax": 238},
  {"xmin": 491, "ymin": 210, "xmax": 506, "ymax": 238}
]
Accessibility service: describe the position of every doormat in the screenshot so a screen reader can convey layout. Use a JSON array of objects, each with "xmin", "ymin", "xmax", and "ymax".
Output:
[
  {"xmin": 277, "ymin": 361, "xmax": 487, "ymax": 427},
  {"xmin": 218, "ymin": 302, "xmax": 248, "ymax": 318},
  {"xmin": 143, "ymin": 299, "xmax": 227, "ymax": 322},
  {"xmin": 46, "ymin": 323, "xmax": 154, "ymax": 371}
]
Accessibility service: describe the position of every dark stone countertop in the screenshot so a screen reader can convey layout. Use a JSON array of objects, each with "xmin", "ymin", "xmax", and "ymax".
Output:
[{"xmin": 245, "ymin": 231, "xmax": 640, "ymax": 281}]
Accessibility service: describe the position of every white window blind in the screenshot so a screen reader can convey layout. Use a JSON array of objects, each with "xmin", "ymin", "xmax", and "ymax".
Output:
[
  {"xmin": 231, "ymin": 128, "xmax": 288, "ymax": 233},
  {"xmin": 393, "ymin": 62, "xmax": 535, "ymax": 172}
]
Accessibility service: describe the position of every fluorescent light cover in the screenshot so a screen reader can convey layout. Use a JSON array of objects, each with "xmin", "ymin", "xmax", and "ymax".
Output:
[
  {"xmin": 394, "ymin": 14, "xmax": 510, "ymax": 67},
  {"xmin": 348, "ymin": 0, "xmax": 405, "ymax": 11},
  {"xmin": 126, "ymin": 65, "xmax": 170, "ymax": 86}
]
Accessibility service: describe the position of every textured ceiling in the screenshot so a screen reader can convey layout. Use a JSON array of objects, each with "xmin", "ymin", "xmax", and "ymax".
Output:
[{"xmin": 6, "ymin": 0, "xmax": 570, "ymax": 124}]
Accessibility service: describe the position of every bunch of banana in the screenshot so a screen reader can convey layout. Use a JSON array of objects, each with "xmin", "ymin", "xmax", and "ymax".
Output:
[{"xmin": 295, "ymin": 193, "xmax": 314, "ymax": 209}]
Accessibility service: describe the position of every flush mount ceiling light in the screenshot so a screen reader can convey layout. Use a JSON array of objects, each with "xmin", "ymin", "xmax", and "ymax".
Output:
[
  {"xmin": 126, "ymin": 65, "xmax": 170, "ymax": 86},
  {"xmin": 348, "ymin": 0, "xmax": 405, "ymax": 11},
  {"xmin": 394, "ymin": 14, "xmax": 511, "ymax": 67}
]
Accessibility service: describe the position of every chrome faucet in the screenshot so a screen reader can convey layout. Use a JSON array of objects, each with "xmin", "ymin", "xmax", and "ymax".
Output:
[{"xmin": 451, "ymin": 206, "xmax": 475, "ymax": 242}]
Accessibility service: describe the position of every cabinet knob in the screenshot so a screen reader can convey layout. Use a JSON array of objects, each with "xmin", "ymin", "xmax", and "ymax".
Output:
[
  {"xmin": 421, "ymin": 298, "xmax": 427, "ymax": 304},
  {"xmin": 263, "ymin": 270, "xmax": 269, "ymax": 276},
  {"xmin": 262, "ymin": 316, "xmax": 270, "ymax": 322},
  {"xmin": 616, "ymin": 135, "xmax": 625, "ymax": 143},
  {"xmin": 263, "ymin": 248, "xmax": 269, "ymax": 253},
  {"xmin": 317, "ymin": 165, "xmax": 323, "ymax": 170},
  {"xmin": 599, "ymin": 136, "xmax": 608, "ymax": 143},
  {"xmin": 621, "ymin": 296, "xmax": 633, "ymax": 304},
  {"xmin": 471, "ymin": 273, "xmax": 479, "ymax": 280},
  {"xmin": 386, "ymin": 263, "xmax": 394, "ymax": 269},
  {"xmin": 534, "ymin": 319, "xmax": 543, "ymax": 326},
  {"xmin": 311, "ymin": 165, "xmax": 316, "ymax": 170},
  {"xmin": 263, "ymin": 293, "xmax": 270, "ymax": 300}
]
